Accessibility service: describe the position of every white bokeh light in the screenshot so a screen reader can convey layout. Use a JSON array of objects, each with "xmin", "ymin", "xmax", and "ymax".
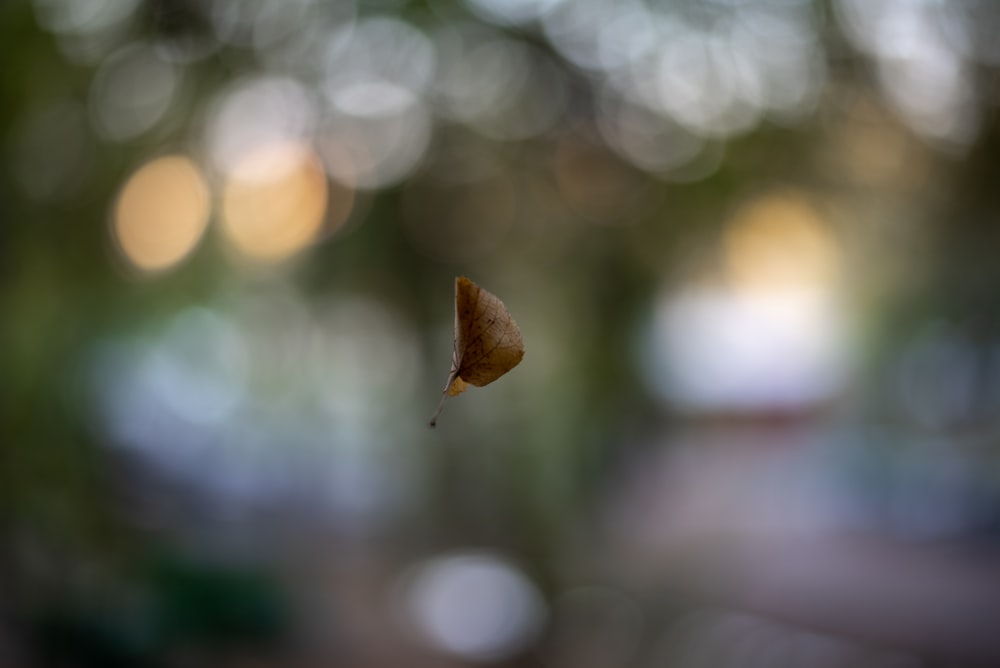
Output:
[
  {"xmin": 399, "ymin": 552, "xmax": 547, "ymax": 661},
  {"xmin": 89, "ymin": 42, "xmax": 179, "ymax": 141},
  {"xmin": 205, "ymin": 76, "xmax": 319, "ymax": 177},
  {"xmin": 836, "ymin": 0, "xmax": 980, "ymax": 147},
  {"xmin": 433, "ymin": 26, "xmax": 567, "ymax": 141},
  {"xmin": 324, "ymin": 16, "xmax": 436, "ymax": 95},
  {"xmin": 32, "ymin": 0, "xmax": 139, "ymax": 35},
  {"xmin": 645, "ymin": 286, "xmax": 850, "ymax": 412},
  {"xmin": 320, "ymin": 79, "xmax": 431, "ymax": 189},
  {"xmin": 464, "ymin": 0, "xmax": 565, "ymax": 28}
]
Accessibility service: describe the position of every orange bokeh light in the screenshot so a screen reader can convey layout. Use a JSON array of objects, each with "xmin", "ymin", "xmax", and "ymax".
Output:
[
  {"xmin": 112, "ymin": 155, "xmax": 211, "ymax": 272},
  {"xmin": 221, "ymin": 142, "xmax": 341, "ymax": 262}
]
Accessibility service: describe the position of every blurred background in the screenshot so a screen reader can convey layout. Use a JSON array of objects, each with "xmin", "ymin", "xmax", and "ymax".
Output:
[{"xmin": 3, "ymin": 0, "xmax": 1000, "ymax": 666}]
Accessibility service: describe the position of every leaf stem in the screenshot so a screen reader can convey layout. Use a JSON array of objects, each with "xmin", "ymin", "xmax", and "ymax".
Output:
[{"xmin": 428, "ymin": 391, "xmax": 449, "ymax": 427}]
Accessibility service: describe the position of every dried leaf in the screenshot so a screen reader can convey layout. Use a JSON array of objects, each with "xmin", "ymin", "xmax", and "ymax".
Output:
[{"xmin": 429, "ymin": 276, "xmax": 524, "ymax": 427}]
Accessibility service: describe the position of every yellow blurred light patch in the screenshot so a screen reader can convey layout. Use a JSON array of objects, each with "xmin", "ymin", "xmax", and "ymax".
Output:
[
  {"xmin": 112, "ymin": 155, "xmax": 210, "ymax": 272},
  {"xmin": 221, "ymin": 142, "xmax": 336, "ymax": 262},
  {"xmin": 722, "ymin": 192, "xmax": 840, "ymax": 291}
]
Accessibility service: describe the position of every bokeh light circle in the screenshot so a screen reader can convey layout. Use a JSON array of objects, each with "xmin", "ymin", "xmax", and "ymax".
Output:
[
  {"xmin": 112, "ymin": 155, "xmax": 210, "ymax": 273},
  {"xmin": 220, "ymin": 142, "xmax": 333, "ymax": 263},
  {"xmin": 398, "ymin": 552, "xmax": 547, "ymax": 661},
  {"xmin": 89, "ymin": 42, "xmax": 179, "ymax": 142}
]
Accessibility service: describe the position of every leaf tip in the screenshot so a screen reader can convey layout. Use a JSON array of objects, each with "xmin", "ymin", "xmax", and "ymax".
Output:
[{"xmin": 448, "ymin": 376, "xmax": 469, "ymax": 396}]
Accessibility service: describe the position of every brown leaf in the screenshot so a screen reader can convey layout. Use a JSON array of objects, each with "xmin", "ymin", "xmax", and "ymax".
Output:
[{"xmin": 429, "ymin": 276, "xmax": 524, "ymax": 427}]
